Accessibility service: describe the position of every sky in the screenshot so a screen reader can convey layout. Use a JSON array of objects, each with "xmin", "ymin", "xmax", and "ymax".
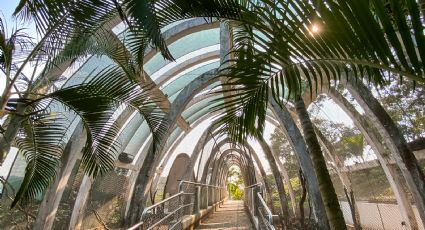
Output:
[{"xmin": 1, "ymin": 0, "xmax": 37, "ymax": 94}]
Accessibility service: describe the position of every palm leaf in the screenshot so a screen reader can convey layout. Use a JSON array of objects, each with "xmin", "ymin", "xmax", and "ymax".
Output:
[
  {"xmin": 124, "ymin": 0, "xmax": 244, "ymax": 61},
  {"xmin": 12, "ymin": 111, "xmax": 68, "ymax": 207},
  {"xmin": 12, "ymin": 64, "xmax": 167, "ymax": 206},
  {"xmin": 47, "ymin": 65, "xmax": 167, "ymax": 177},
  {"xmin": 214, "ymin": 0, "xmax": 425, "ymax": 144}
]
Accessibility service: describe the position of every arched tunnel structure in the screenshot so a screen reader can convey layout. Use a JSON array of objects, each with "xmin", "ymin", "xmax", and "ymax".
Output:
[{"xmin": 1, "ymin": 13, "xmax": 425, "ymax": 230}]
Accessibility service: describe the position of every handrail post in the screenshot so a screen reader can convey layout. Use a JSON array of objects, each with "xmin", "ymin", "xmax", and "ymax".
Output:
[
  {"xmin": 194, "ymin": 186, "xmax": 201, "ymax": 214},
  {"xmin": 253, "ymin": 186, "xmax": 260, "ymax": 217},
  {"xmin": 178, "ymin": 180, "xmax": 184, "ymax": 192},
  {"xmin": 219, "ymin": 188, "xmax": 222, "ymax": 206},
  {"xmin": 206, "ymin": 186, "xmax": 209, "ymax": 208}
]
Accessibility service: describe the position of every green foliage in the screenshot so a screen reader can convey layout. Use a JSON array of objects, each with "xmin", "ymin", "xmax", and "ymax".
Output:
[
  {"xmin": 270, "ymin": 128, "xmax": 299, "ymax": 178},
  {"xmin": 12, "ymin": 64, "xmax": 167, "ymax": 206},
  {"xmin": 227, "ymin": 166, "xmax": 244, "ymax": 200},
  {"xmin": 12, "ymin": 113, "xmax": 67, "ymax": 207},
  {"xmin": 227, "ymin": 183, "xmax": 244, "ymax": 200},
  {"xmin": 375, "ymin": 75, "xmax": 425, "ymax": 141},
  {"xmin": 313, "ymin": 117, "xmax": 365, "ymax": 162}
]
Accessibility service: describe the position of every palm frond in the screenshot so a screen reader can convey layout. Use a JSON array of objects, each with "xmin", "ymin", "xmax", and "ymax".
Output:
[
  {"xmin": 46, "ymin": 65, "xmax": 166, "ymax": 177},
  {"xmin": 12, "ymin": 110, "xmax": 68, "ymax": 207},
  {"xmin": 13, "ymin": 0, "xmax": 120, "ymax": 84},
  {"xmin": 215, "ymin": 0, "xmax": 425, "ymax": 145},
  {"xmin": 240, "ymin": 0, "xmax": 425, "ymax": 94},
  {"xmin": 124, "ymin": 0, "xmax": 244, "ymax": 61}
]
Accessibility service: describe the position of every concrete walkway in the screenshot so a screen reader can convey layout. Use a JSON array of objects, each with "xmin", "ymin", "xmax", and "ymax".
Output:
[{"xmin": 196, "ymin": 200, "xmax": 255, "ymax": 230}]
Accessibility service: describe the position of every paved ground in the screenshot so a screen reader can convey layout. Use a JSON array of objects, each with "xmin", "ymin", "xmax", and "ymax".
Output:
[{"xmin": 196, "ymin": 200, "xmax": 255, "ymax": 230}]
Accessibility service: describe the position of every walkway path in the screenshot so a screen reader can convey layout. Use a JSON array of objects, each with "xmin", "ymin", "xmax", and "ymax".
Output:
[{"xmin": 196, "ymin": 200, "xmax": 255, "ymax": 229}]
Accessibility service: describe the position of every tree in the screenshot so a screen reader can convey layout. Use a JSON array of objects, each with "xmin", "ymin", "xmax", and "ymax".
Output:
[
  {"xmin": 374, "ymin": 75, "xmax": 425, "ymax": 141},
  {"xmin": 270, "ymin": 128, "xmax": 299, "ymax": 178},
  {"xmin": 227, "ymin": 167, "xmax": 244, "ymax": 200}
]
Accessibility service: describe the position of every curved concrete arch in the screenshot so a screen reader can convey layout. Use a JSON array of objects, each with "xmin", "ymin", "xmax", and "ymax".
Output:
[
  {"xmin": 127, "ymin": 69, "xmax": 219, "ymax": 224},
  {"xmin": 209, "ymin": 149, "xmax": 255, "ymax": 186},
  {"xmin": 210, "ymin": 151, "xmax": 252, "ymax": 185},
  {"xmin": 213, "ymin": 151, "xmax": 254, "ymax": 188},
  {"xmin": 269, "ymin": 96, "xmax": 329, "ymax": 228},
  {"xmin": 163, "ymin": 153, "xmax": 192, "ymax": 197},
  {"xmin": 198, "ymin": 138, "xmax": 276, "ymax": 210},
  {"xmin": 212, "ymin": 153, "xmax": 251, "ymax": 187}
]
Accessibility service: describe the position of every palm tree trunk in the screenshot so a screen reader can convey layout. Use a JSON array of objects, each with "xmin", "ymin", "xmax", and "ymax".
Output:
[
  {"xmin": 0, "ymin": 104, "xmax": 26, "ymax": 163},
  {"xmin": 315, "ymin": 127, "xmax": 362, "ymax": 230},
  {"xmin": 294, "ymin": 98, "xmax": 347, "ymax": 230},
  {"xmin": 269, "ymin": 96, "xmax": 329, "ymax": 229},
  {"xmin": 298, "ymin": 170, "xmax": 307, "ymax": 228}
]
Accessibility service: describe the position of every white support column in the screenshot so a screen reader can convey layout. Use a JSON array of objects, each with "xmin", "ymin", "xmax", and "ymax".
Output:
[
  {"xmin": 68, "ymin": 175, "xmax": 93, "ymax": 230},
  {"xmin": 328, "ymin": 87, "xmax": 419, "ymax": 230},
  {"xmin": 34, "ymin": 124, "xmax": 86, "ymax": 230}
]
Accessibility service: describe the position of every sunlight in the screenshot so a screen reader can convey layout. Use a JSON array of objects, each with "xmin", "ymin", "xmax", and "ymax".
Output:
[{"xmin": 309, "ymin": 23, "xmax": 321, "ymax": 36}]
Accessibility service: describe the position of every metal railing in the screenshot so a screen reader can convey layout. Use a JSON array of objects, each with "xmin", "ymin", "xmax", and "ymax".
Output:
[
  {"xmin": 128, "ymin": 181, "xmax": 227, "ymax": 230},
  {"xmin": 244, "ymin": 183, "xmax": 275, "ymax": 230}
]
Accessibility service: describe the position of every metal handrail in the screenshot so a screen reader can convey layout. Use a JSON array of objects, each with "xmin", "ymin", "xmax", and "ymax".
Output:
[
  {"xmin": 128, "ymin": 181, "xmax": 227, "ymax": 230},
  {"xmin": 257, "ymin": 192, "xmax": 274, "ymax": 229},
  {"xmin": 177, "ymin": 180, "xmax": 226, "ymax": 188},
  {"xmin": 146, "ymin": 202, "xmax": 194, "ymax": 230},
  {"xmin": 127, "ymin": 222, "xmax": 143, "ymax": 230},
  {"xmin": 142, "ymin": 192, "xmax": 183, "ymax": 215},
  {"xmin": 244, "ymin": 182, "xmax": 262, "ymax": 189},
  {"xmin": 128, "ymin": 192, "xmax": 188, "ymax": 230},
  {"xmin": 244, "ymin": 182, "xmax": 275, "ymax": 230}
]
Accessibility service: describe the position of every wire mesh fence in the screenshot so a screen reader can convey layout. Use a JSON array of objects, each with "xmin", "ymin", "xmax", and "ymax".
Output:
[
  {"xmin": 81, "ymin": 168, "xmax": 129, "ymax": 229},
  {"xmin": 339, "ymin": 200, "xmax": 424, "ymax": 230}
]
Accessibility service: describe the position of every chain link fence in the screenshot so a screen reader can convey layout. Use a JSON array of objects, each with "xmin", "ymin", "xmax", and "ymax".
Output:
[{"xmin": 81, "ymin": 168, "xmax": 129, "ymax": 229}]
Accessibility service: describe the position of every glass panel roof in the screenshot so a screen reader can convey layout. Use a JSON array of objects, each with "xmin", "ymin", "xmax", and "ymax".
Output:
[
  {"xmin": 166, "ymin": 127, "xmax": 182, "ymax": 149},
  {"xmin": 63, "ymin": 55, "xmax": 115, "ymax": 87},
  {"xmin": 118, "ymin": 112, "xmax": 143, "ymax": 150},
  {"xmin": 124, "ymin": 122, "xmax": 151, "ymax": 155},
  {"xmin": 182, "ymin": 95, "xmax": 221, "ymax": 120},
  {"xmin": 186, "ymin": 102, "xmax": 219, "ymax": 124},
  {"xmin": 152, "ymin": 47, "xmax": 219, "ymax": 84},
  {"xmin": 162, "ymin": 62, "xmax": 220, "ymax": 102},
  {"xmin": 144, "ymin": 28, "xmax": 219, "ymax": 76}
]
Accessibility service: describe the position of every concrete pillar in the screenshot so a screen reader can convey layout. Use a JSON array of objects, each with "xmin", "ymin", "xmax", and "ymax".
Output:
[
  {"xmin": 68, "ymin": 175, "xmax": 93, "ymax": 230},
  {"xmin": 34, "ymin": 123, "xmax": 86, "ymax": 230},
  {"xmin": 194, "ymin": 186, "xmax": 201, "ymax": 214},
  {"xmin": 269, "ymin": 96, "xmax": 330, "ymax": 230},
  {"xmin": 328, "ymin": 87, "xmax": 419, "ymax": 230}
]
